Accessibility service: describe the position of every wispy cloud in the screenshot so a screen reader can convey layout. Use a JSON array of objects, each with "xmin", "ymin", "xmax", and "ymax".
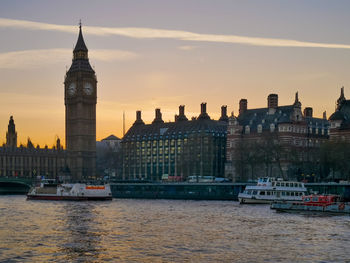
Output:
[
  {"xmin": 1, "ymin": 18, "xmax": 350, "ymax": 49},
  {"xmin": 0, "ymin": 48, "xmax": 138, "ymax": 69},
  {"xmin": 178, "ymin": 45, "xmax": 197, "ymax": 51}
]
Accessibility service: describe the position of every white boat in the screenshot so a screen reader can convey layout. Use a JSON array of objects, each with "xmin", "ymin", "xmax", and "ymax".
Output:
[
  {"xmin": 27, "ymin": 179, "xmax": 112, "ymax": 201},
  {"xmin": 238, "ymin": 177, "xmax": 307, "ymax": 204}
]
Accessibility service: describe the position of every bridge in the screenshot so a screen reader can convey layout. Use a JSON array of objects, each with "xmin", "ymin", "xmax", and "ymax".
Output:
[{"xmin": 0, "ymin": 177, "xmax": 34, "ymax": 194}]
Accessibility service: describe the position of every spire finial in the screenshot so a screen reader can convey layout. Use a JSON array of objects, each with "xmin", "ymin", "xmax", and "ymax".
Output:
[{"xmin": 79, "ymin": 19, "xmax": 82, "ymax": 29}]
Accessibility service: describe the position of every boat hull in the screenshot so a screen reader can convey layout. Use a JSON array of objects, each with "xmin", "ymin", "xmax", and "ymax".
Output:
[
  {"xmin": 27, "ymin": 194, "xmax": 112, "ymax": 201},
  {"xmin": 271, "ymin": 202, "xmax": 350, "ymax": 214},
  {"xmin": 238, "ymin": 197, "xmax": 272, "ymax": 204}
]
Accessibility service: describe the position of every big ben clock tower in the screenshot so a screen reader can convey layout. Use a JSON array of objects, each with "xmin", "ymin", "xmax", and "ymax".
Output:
[{"xmin": 65, "ymin": 24, "xmax": 97, "ymax": 180}]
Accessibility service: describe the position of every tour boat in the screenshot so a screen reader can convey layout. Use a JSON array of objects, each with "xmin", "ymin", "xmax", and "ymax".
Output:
[
  {"xmin": 270, "ymin": 194, "xmax": 350, "ymax": 214},
  {"xmin": 27, "ymin": 179, "xmax": 112, "ymax": 201},
  {"xmin": 238, "ymin": 177, "xmax": 307, "ymax": 204}
]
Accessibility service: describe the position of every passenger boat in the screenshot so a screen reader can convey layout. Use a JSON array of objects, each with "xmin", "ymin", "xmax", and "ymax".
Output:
[
  {"xmin": 270, "ymin": 194, "xmax": 350, "ymax": 214},
  {"xmin": 238, "ymin": 177, "xmax": 307, "ymax": 204},
  {"xmin": 27, "ymin": 179, "xmax": 112, "ymax": 201}
]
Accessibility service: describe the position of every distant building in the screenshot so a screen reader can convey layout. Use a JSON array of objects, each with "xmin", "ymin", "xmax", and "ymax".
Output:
[
  {"xmin": 329, "ymin": 87, "xmax": 350, "ymax": 142},
  {"xmin": 122, "ymin": 104, "xmax": 228, "ymax": 181},
  {"xmin": 0, "ymin": 116, "xmax": 66, "ymax": 178},
  {"xmin": 99, "ymin": 135, "xmax": 121, "ymax": 152},
  {"xmin": 226, "ymin": 93, "xmax": 329, "ymax": 182}
]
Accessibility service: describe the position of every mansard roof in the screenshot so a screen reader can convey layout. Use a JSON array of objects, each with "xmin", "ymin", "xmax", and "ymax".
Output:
[
  {"xmin": 123, "ymin": 119, "xmax": 227, "ymax": 142},
  {"xmin": 237, "ymin": 105, "xmax": 328, "ymax": 133}
]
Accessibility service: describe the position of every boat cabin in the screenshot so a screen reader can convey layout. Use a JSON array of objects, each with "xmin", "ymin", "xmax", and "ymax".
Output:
[{"xmin": 302, "ymin": 195, "xmax": 341, "ymax": 205}]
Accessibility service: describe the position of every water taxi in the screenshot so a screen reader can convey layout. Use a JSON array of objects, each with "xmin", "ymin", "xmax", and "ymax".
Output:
[
  {"xmin": 271, "ymin": 194, "xmax": 350, "ymax": 214},
  {"xmin": 27, "ymin": 179, "xmax": 112, "ymax": 201},
  {"xmin": 238, "ymin": 177, "xmax": 307, "ymax": 204}
]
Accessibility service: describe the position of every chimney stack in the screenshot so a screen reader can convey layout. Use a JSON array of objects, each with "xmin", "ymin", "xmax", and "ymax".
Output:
[
  {"xmin": 176, "ymin": 105, "xmax": 188, "ymax": 121},
  {"xmin": 239, "ymin": 99, "xmax": 247, "ymax": 115},
  {"xmin": 323, "ymin": 111, "xmax": 327, "ymax": 120},
  {"xmin": 152, "ymin": 108, "xmax": 164, "ymax": 124},
  {"xmin": 219, "ymin": 105, "xmax": 228, "ymax": 122},
  {"xmin": 198, "ymin": 102, "xmax": 210, "ymax": 120},
  {"xmin": 133, "ymin": 110, "xmax": 145, "ymax": 125},
  {"xmin": 303, "ymin": 107, "xmax": 313, "ymax": 118},
  {"xmin": 267, "ymin": 94, "xmax": 278, "ymax": 108}
]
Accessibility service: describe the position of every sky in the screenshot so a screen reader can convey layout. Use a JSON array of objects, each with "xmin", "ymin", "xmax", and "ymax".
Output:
[{"xmin": 0, "ymin": 0, "xmax": 350, "ymax": 147}]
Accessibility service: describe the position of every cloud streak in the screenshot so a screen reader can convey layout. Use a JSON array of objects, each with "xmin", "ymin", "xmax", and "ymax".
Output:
[
  {"xmin": 0, "ymin": 48, "xmax": 138, "ymax": 69},
  {"xmin": 1, "ymin": 18, "xmax": 350, "ymax": 49}
]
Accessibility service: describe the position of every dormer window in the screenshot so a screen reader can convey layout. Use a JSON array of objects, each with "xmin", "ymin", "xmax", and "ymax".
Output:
[
  {"xmin": 270, "ymin": 124, "xmax": 275, "ymax": 132},
  {"xmin": 257, "ymin": 124, "xmax": 262, "ymax": 133},
  {"xmin": 245, "ymin": 125, "xmax": 250, "ymax": 134}
]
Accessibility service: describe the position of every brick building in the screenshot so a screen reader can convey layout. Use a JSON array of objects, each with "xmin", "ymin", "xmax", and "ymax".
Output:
[
  {"xmin": 329, "ymin": 87, "xmax": 350, "ymax": 142},
  {"xmin": 226, "ymin": 93, "xmax": 329, "ymax": 182}
]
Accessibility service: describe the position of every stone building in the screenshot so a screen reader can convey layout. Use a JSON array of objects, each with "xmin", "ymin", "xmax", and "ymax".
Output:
[
  {"xmin": 329, "ymin": 87, "xmax": 350, "ymax": 141},
  {"xmin": 226, "ymin": 93, "xmax": 329, "ymax": 182},
  {"xmin": 0, "ymin": 116, "xmax": 66, "ymax": 178},
  {"xmin": 64, "ymin": 24, "xmax": 97, "ymax": 180},
  {"xmin": 122, "ymin": 104, "xmax": 228, "ymax": 181}
]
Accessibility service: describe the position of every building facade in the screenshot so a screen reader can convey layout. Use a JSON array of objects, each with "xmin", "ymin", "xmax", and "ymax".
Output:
[
  {"xmin": 329, "ymin": 87, "xmax": 350, "ymax": 141},
  {"xmin": 0, "ymin": 116, "xmax": 66, "ymax": 178},
  {"xmin": 64, "ymin": 25, "xmax": 97, "ymax": 180},
  {"xmin": 122, "ymin": 104, "xmax": 228, "ymax": 181},
  {"xmin": 226, "ymin": 93, "xmax": 329, "ymax": 182}
]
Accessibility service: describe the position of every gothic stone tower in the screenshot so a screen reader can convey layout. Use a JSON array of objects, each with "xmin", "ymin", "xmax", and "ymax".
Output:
[
  {"xmin": 65, "ymin": 25, "xmax": 97, "ymax": 180},
  {"xmin": 6, "ymin": 116, "xmax": 17, "ymax": 147}
]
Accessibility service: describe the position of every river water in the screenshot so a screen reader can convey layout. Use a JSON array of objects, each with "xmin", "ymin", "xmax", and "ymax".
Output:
[{"xmin": 0, "ymin": 196, "xmax": 349, "ymax": 263}]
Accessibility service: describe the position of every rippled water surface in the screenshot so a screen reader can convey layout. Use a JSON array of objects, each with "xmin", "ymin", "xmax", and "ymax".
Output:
[{"xmin": 0, "ymin": 196, "xmax": 350, "ymax": 262}]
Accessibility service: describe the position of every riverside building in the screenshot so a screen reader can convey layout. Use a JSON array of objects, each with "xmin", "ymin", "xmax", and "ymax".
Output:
[
  {"xmin": 226, "ymin": 93, "xmax": 329, "ymax": 182},
  {"xmin": 121, "ymin": 104, "xmax": 228, "ymax": 182},
  {"xmin": 0, "ymin": 116, "xmax": 66, "ymax": 178},
  {"xmin": 329, "ymin": 87, "xmax": 350, "ymax": 141}
]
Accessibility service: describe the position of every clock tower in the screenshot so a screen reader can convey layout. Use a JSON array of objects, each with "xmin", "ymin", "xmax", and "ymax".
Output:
[{"xmin": 65, "ymin": 24, "xmax": 97, "ymax": 180}]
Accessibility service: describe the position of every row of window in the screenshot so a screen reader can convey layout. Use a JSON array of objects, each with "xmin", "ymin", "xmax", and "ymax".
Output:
[{"xmin": 245, "ymin": 190, "xmax": 304, "ymax": 196}]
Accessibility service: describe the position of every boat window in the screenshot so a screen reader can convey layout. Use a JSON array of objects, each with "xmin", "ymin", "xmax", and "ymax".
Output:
[
  {"xmin": 304, "ymin": 197, "xmax": 310, "ymax": 201},
  {"xmin": 263, "ymin": 178, "xmax": 268, "ymax": 182},
  {"xmin": 282, "ymin": 192, "xmax": 286, "ymax": 196},
  {"xmin": 286, "ymin": 183, "xmax": 290, "ymax": 187},
  {"xmin": 294, "ymin": 183, "xmax": 298, "ymax": 187},
  {"xmin": 266, "ymin": 191, "xmax": 270, "ymax": 196},
  {"xmin": 252, "ymin": 191, "xmax": 258, "ymax": 195},
  {"xmin": 281, "ymin": 183, "xmax": 284, "ymax": 187},
  {"xmin": 276, "ymin": 182, "xmax": 280, "ymax": 186},
  {"xmin": 247, "ymin": 190, "xmax": 252, "ymax": 194},
  {"xmin": 286, "ymin": 192, "xmax": 290, "ymax": 196},
  {"xmin": 272, "ymin": 182, "xmax": 275, "ymax": 187},
  {"xmin": 312, "ymin": 197, "xmax": 318, "ymax": 202},
  {"xmin": 291, "ymin": 192, "xmax": 295, "ymax": 196},
  {"xmin": 260, "ymin": 191, "xmax": 265, "ymax": 195}
]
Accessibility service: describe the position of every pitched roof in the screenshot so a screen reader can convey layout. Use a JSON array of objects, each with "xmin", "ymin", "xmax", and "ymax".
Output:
[{"xmin": 101, "ymin": 135, "xmax": 121, "ymax": 141}]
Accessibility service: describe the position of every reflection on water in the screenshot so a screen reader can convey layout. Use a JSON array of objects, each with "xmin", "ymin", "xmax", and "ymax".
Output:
[{"xmin": 0, "ymin": 196, "xmax": 350, "ymax": 262}]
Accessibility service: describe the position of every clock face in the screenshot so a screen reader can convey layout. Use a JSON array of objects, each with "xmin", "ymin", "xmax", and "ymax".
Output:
[
  {"xmin": 83, "ymin": 82, "xmax": 93, "ymax": 95},
  {"xmin": 68, "ymin": 82, "xmax": 76, "ymax": 96}
]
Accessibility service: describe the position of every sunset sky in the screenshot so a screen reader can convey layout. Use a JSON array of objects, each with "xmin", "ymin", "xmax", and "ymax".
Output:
[{"xmin": 1, "ymin": 0, "xmax": 350, "ymax": 147}]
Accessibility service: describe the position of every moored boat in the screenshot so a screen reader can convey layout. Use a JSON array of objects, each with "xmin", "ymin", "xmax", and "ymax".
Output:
[
  {"xmin": 27, "ymin": 179, "xmax": 112, "ymax": 201},
  {"xmin": 238, "ymin": 177, "xmax": 307, "ymax": 204},
  {"xmin": 270, "ymin": 194, "xmax": 350, "ymax": 214}
]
